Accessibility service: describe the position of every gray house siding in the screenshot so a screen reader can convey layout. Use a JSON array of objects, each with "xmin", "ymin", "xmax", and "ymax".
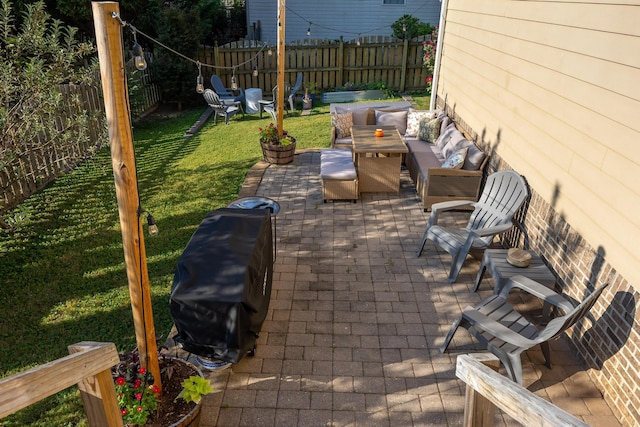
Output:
[{"xmin": 246, "ymin": 0, "xmax": 441, "ymax": 43}]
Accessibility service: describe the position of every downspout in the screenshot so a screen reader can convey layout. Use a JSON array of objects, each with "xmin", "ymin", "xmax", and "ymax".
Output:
[{"xmin": 429, "ymin": 0, "xmax": 448, "ymax": 110}]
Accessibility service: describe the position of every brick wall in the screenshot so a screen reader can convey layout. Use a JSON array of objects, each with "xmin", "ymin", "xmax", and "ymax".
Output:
[{"xmin": 438, "ymin": 96, "xmax": 640, "ymax": 426}]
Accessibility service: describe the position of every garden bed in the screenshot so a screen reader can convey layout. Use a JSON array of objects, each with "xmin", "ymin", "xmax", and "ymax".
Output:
[{"xmin": 321, "ymin": 90, "xmax": 387, "ymax": 103}]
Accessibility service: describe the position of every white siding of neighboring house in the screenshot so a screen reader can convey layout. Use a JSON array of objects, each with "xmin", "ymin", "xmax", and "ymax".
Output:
[{"xmin": 246, "ymin": 0, "xmax": 441, "ymax": 43}]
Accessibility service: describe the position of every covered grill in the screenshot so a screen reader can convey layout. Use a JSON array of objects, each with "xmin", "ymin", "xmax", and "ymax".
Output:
[{"xmin": 169, "ymin": 208, "xmax": 273, "ymax": 363}]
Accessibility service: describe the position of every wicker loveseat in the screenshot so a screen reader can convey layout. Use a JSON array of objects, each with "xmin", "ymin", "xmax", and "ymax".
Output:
[{"xmin": 330, "ymin": 104, "xmax": 488, "ymax": 211}]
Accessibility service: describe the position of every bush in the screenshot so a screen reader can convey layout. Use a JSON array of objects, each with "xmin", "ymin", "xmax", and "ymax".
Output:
[{"xmin": 391, "ymin": 15, "xmax": 434, "ymax": 40}]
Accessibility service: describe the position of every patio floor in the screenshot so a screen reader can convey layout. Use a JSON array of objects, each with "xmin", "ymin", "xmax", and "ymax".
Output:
[{"xmin": 168, "ymin": 151, "xmax": 621, "ymax": 427}]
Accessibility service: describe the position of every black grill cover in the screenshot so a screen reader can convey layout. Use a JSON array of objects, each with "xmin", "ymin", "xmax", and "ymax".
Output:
[{"xmin": 169, "ymin": 208, "xmax": 273, "ymax": 363}]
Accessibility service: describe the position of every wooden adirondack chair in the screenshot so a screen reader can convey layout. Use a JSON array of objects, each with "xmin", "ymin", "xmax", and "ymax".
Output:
[
  {"xmin": 203, "ymin": 89, "xmax": 240, "ymax": 125},
  {"xmin": 440, "ymin": 275, "xmax": 609, "ymax": 384},
  {"xmin": 417, "ymin": 169, "xmax": 529, "ymax": 282}
]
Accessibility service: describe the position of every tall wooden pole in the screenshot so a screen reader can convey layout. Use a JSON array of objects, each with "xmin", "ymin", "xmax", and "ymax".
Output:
[
  {"xmin": 91, "ymin": 1, "xmax": 161, "ymax": 389},
  {"xmin": 276, "ymin": 0, "xmax": 286, "ymax": 136}
]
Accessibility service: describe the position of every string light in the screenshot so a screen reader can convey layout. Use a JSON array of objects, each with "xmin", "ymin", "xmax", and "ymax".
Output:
[
  {"xmin": 131, "ymin": 30, "xmax": 147, "ymax": 71},
  {"xmin": 230, "ymin": 67, "xmax": 237, "ymax": 90},
  {"xmin": 268, "ymin": 46, "xmax": 273, "ymax": 56},
  {"xmin": 253, "ymin": 66, "xmax": 259, "ymax": 77},
  {"xmin": 307, "ymin": 23, "xmax": 311, "ymax": 37},
  {"xmin": 146, "ymin": 214, "xmax": 159, "ymax": 236},
  {"xmin": 195, "ymin": 61, "xmax": 204, "ymax": 93},
  {"xmin": 357, "ymin": 34, "xmax": 361, "ymax": 46}
]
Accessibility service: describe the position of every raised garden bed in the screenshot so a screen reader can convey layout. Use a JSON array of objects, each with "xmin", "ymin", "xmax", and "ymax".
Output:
[{"xmin": 321, "ymin": 90, "xmax": 387, "ymax": 103}]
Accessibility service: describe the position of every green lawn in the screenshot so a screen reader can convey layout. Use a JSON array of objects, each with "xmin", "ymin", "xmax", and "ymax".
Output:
[{"xmin": 0, "ymin": 93, "xmax": 429, "ymax": 426}]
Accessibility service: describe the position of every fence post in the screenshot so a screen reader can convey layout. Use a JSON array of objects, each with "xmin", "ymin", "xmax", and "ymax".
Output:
[
  {"xmin": 462, "ymin": 354, "xmax": 500, "ymax": 427},
  {"xmin": 68, "ymin": 342, "xmax": 124, "ymax": 427},
  {"xmin": 337, "ymin": 36, "xmax": 344, "ymax": 88},
  {"xmin": 400, "ymin": 38, "xmax": 409, "ymax": 92}
]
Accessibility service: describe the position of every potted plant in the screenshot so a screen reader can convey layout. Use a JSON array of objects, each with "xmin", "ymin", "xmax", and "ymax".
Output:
[
  {"xmin": 112, "ymin": 348, "xmax": 213, "ymax": 427},
  {"xmin": 302, "ymin": 82, "xmax": 318, "ymax": 110},
  {"xmin": 258, "ymin": 123, "xmax": 297, "ymax": 165}
]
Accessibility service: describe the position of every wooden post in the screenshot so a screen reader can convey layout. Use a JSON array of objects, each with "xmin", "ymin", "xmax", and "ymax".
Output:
[
  {"xmin": 276, "ymin": 0, "xmax": 286, "ymax": 137},
  {"xmin": 68, "ymin": 342, "xmax": 124, "ymax": 427},
  {"xmin": 400, "ymin": 37, "xmax": 409, "ymax": 92},
  {"xmin": 461, "ymin": 354, "xmax": 499, "ymax": 427},
  {"xmin": 91, "ymin": 1, "xmax": 161, "ymax": 389},
  {"xmin": 337, "ymin": 37, "xmax": 344, "ymax": 88}
]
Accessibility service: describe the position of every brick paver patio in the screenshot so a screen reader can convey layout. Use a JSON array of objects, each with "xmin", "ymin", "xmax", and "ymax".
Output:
[{"xmin": 169, "ymin": 151, "xmax": 620, "ymax": 426}]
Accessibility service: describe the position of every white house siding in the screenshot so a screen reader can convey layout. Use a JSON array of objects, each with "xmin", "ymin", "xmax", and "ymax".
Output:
[
  {"xmin": 246, "ymin": 0, "xmax": 441, "ymax": 43},
  {"xmin": 436, "ymin": 0, "xmax": 640, "ymax": 424}
]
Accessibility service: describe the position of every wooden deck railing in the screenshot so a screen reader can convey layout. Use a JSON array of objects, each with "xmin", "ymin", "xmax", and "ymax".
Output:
[
  {"xmin": 457, "ymin": 354, "xmax": 589, "ymax": 427},
  {"xmin": 0, "ymin": 341, "xmax": 123, "ymax": 426}
]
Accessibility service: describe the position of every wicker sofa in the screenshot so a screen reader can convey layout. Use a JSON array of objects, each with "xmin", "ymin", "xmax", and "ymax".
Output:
[{"xmin": 330, "ymin": 105, "xmax": 488, "ymax": 211}]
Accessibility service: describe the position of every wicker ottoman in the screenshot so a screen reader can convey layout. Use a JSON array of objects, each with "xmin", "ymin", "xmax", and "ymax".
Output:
[{"xmin": 320, "ymin": 149, "xmax": 358, "ymax": 202}]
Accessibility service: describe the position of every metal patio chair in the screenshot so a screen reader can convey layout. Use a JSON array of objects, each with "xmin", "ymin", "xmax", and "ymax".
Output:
[
  {"xmin": 440, "ymin": 275, "xmax": 609, "ymax": 384},
  {"xmin": 417, "ymin": 169, "xmax": 529, "ymax": 282}
]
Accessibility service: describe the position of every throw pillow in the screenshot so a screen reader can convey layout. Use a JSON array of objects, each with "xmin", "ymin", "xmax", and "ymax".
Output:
[
  {"xmin": 375, "ymin": 110, "xmax": 408, "ymax": 135},
  {"xmin": 405, "ymin": 110, "xmax": 435, "ymax": 137},
  {"xmin": 331, "ymin": 111, "xmax": 353, "ymax": 138},
  {"xmin": 435, "ymin": 123, "xmax": 457, "ymax": 151},
  {"xmin": 442, "ymin": 147, "xmax": 468, "ymax": 169},
  {"xmin": 418, "ymin": 117, "xmax": 441, "ymax": 143},
  {"xmin": 352, "ymin": 109, "xmax": 375, "ymax": 125}
]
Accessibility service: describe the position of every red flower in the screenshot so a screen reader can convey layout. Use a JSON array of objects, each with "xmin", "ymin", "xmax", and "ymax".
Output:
[
  {"xmin": 137, "ymin": 406, "xmax": 144, "ymax": 413},
  {"xmin": 426, "ymin": 77, "xmax": 433, "ymax": 83},
  {"xmin": 116, "ymin": 377, "xmax": 126, "ymax": 386},
  {"xmin": 151, "ymin": 385, "xmax": 161, "ymax": 394},
  {"xmin": 138, "ymin": 367, "xmax": 146, "ymax": 375},
  {"xmin": 121, "ymin": 408, "xmax": 127, "ymax": 415},
  {"xmin": 136, "ymin": 393, "xmax": 143, "ymax": 401}
]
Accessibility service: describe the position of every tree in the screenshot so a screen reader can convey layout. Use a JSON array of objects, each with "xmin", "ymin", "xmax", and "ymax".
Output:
[
  {"xmin": 0, "ymin": 0, "xmax": 98, "ymax": 181},
  {"xmin": 391, "ymin": 14, "xmax": 433, "ymax": 40}
]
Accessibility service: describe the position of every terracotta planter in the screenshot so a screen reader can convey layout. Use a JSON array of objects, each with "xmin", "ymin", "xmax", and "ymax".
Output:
[{"xmin": 260, "ymin": 140, "xmax": 296, "ymax": 165}]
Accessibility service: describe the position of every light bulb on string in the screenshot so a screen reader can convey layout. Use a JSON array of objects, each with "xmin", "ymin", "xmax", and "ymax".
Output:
[
  {"xmin": 307, "ymin": 24, "xmax": 311, "ymax": 37},
  {"xmin": 195, "ymin": 62, "xmax": 204, "ymax": 93},
  {"xmin": 356, "ymin": 34, "xmax": 361, "ymax": 46},
  {"xmin": 402, "ymin": 23, "xmax": 407, "ymax": 33},
  {"xmin": 132, "ymin": 30, "xmax": 147, "ymax": 71},
  {"xmin": 268, "ymin": 46, "xmax": 273, "ymax": 56},
  {"xmin": 253, "ymin": 66, "xmax": 259, "ymax": 77},
  {"xmin": 147, "ymin": 214, "xmax": 159, "ymax": 236},
  {"xmin": 231, "ymin": 68, "xmax": 238, "ymax": 90}
]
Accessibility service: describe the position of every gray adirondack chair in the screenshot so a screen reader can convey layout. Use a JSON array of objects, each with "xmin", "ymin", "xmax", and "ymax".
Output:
[
  {"xmin": 203, "ymin": 89, "xmax": 240, "ymax": 125},
  {"xmin": 210, "ymin": 74, "xmax": 245, "ymax": 108},
  {"xmin": 417, "ymin": 169, "xmax": 528, "ymax": 282},
  {"xmin": 287, "ymin": 72, "xmax": 303, "ymax": 112},
  {"xmin": 261, "ymin": 86, "xmax": 278, "ymax": 122},
  {"xmin": 440, "ymin": 275, "xmax": 609, "ymax": 384}
]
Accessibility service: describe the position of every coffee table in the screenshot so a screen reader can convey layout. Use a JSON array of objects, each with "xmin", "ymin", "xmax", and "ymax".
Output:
[{"xmin": 351, "ymin": 125, "xmax": 408, "ymax": 193}]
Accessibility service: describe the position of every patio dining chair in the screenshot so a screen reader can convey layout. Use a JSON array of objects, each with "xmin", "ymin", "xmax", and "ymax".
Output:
[
  {"xmin": 417, "ymin": 169, "xmax": 528, "ymax": 283},
  {"xmin": 440, "ymin": 275, "xmax": 609, "ymax": 384},
  {"xmin": 203, "ymin": 89, "xmax": 240, "ymax": 125},
  {"xmin": 260, "ymin": 86, "xmax": 278, "ymax": 122}
]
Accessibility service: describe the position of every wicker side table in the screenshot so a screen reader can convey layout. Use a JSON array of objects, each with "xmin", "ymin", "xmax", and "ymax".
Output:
[{"xmin": 473, "ymin": 249, "xmax": 556, "ymax": 295}]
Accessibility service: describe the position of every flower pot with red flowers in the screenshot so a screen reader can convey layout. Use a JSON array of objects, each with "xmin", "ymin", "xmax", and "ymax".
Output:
[
  {"xmin": 112, "ymin": 349, "xmax": 212, "ymax": 427},
  {"xmin": 258, "ymin": 123, "xmax": 297, "ymax": 165}
]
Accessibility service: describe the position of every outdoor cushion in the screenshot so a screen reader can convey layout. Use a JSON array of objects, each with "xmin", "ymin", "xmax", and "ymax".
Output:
[
  {"xmin": 442, "ymin": 127, "xmax": 469, "ymax": 159},
  {"xmin": 320, "ymin": 149, "xmax": 357, "ymax": 180},
  {"xmin": 375, "ymin": 110, "xmax": 408, "ymax": 135},
  {"xmin": 435, "ymin": 122, "xmax": 457, "ymax": 151},
  {"xmin": 442, "ymin": 147, "xmax": 468, "ymax": 169},
  {"xmin": 462, "ymin": 143, "xmax": 487, "ymax": 170},
  {"xmin": 439, "ymin": 116, "xmax": 451, "ymax": 135},
  {"xmin": 418, "ymin": 117, "xmax": 441, "ymax": 143},
  {"xmin": 406, "ymin": 110, "xmax": 435, "ymax": 137},
  {"xmin": 332, "ymin": 111, "xmax": 353, "ymax": 138},
  {"xmin": 352, "ymin": 109, "xmax": 375, "ymax": 126}
]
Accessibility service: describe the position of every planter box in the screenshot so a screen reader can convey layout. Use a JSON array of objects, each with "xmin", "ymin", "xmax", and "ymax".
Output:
[{"xmin": 321, "ymin": 90, "xmax": 387, "ymax": 103}]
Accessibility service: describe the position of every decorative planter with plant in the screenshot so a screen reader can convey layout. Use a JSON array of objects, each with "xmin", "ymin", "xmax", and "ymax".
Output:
[
  {"xmin": 112, "ymin": 349, "xmax": 213, "ymax": 427},
  {"xmin": 258, "ymin": 123, "xmax": 297, "ymax": 165}
]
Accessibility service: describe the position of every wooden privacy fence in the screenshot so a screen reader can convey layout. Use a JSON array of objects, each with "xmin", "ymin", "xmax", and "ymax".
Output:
[
  {"xmin": 197, "ymin": 36, "xmax": 429, "ymax": 94},
  {"xmin": 0, "ymin": 83, "xmax": 107, "ymax": 214}
]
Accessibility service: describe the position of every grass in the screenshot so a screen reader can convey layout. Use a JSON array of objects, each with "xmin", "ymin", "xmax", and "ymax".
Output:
[{"xmin": 0, "ymin": 92, "xmax": 429, "ymax": 426}]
